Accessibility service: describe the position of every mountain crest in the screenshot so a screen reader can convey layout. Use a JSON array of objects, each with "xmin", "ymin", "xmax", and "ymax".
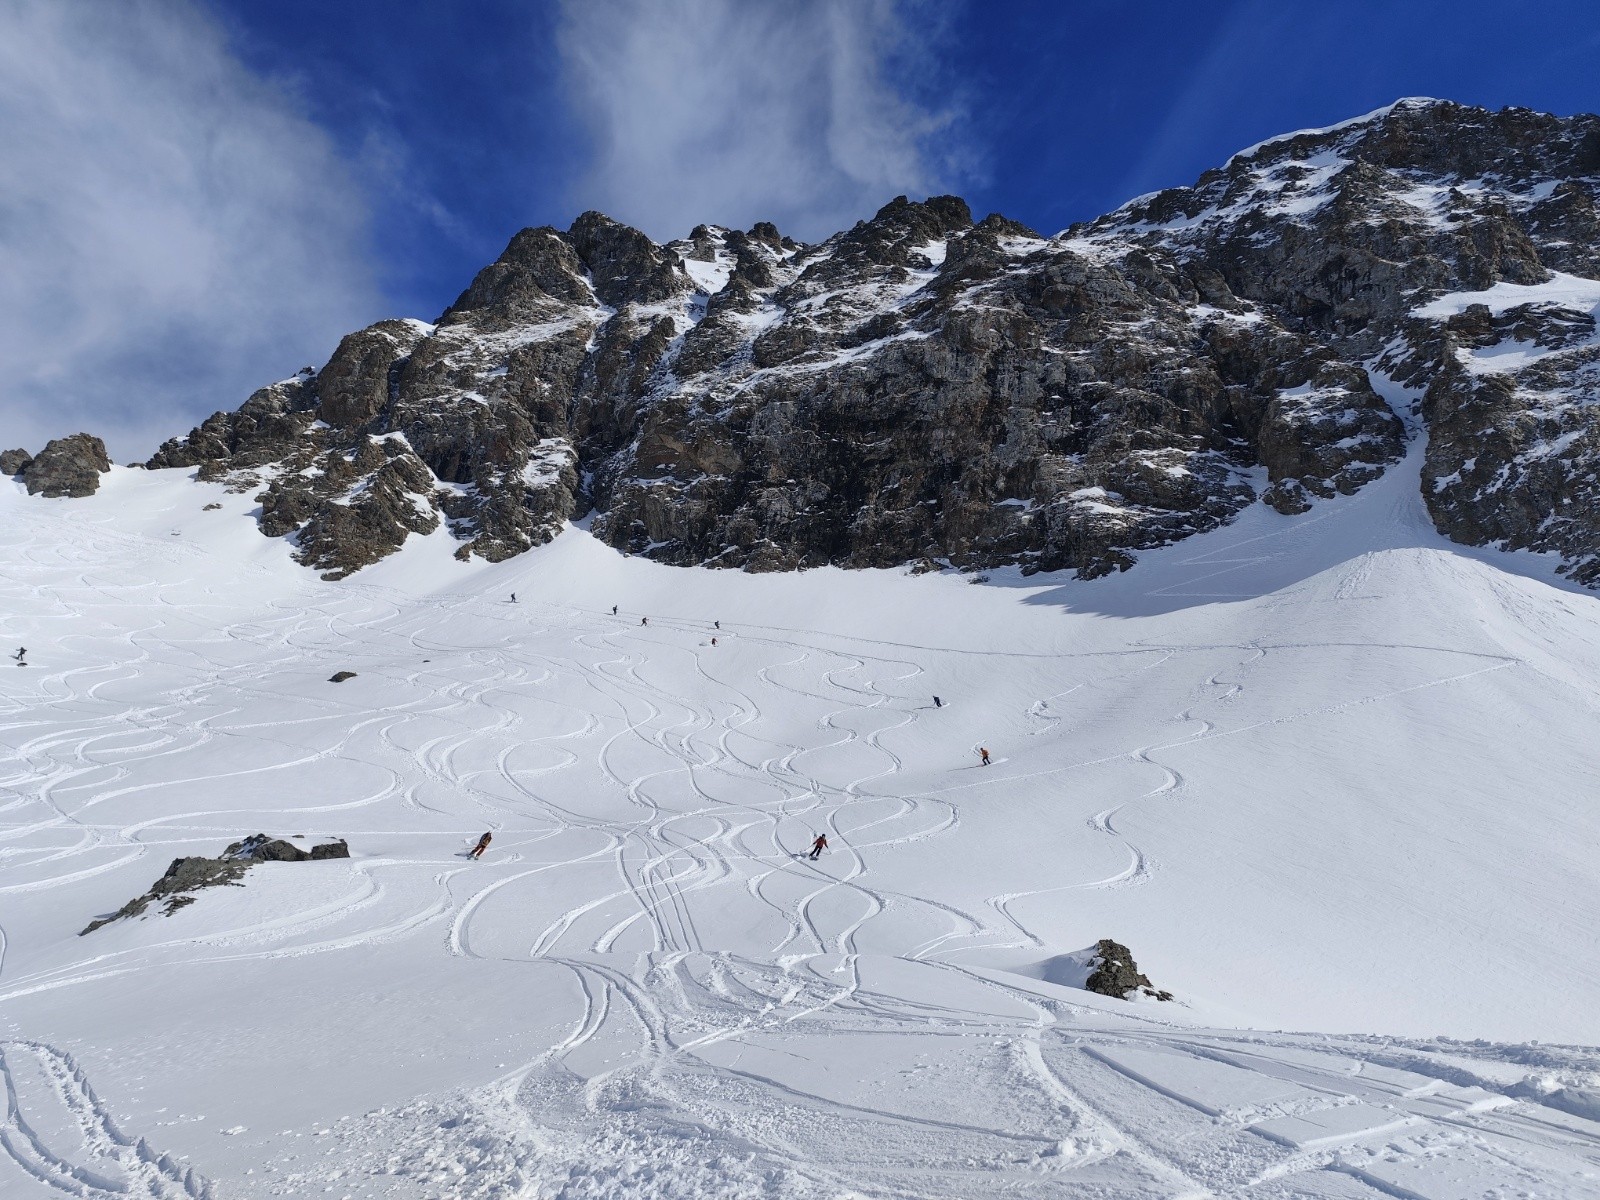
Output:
[{"xmin": 101, "ymin": 100, "xmax": 1599, "ymax": 585}]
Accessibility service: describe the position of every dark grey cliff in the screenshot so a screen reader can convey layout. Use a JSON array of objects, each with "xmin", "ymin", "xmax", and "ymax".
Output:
[{"xmin": 134, "ymin": 99, "xmax": 1600, "ymax": 584}]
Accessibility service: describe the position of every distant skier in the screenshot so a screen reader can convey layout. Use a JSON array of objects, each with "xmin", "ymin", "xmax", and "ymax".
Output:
[
  {"xmin": 13, "ymin": 647, "xmax": 25, "ymax": 666},
  {"xmin": 933, "ymin": 695, "xmax": 942, "ymax": 708},
  {"xmin": 612, "ymin": 605, "xmax": 618, "ymax": 615},
  {"xmin": 510, "ymin": 592, "xmax": 517, "ymax": 603},
  {"xmin": 714, "ymin": 621, "xmax": 720, "ymax": 630},
  {"xmin": 979, "ymin": 746, "xmax": 991, "ymax": 766},
  {"xmin": 641, "ymin": 616, "xmax": 649, "ymax": 626},
  {"xmin": 808, "ymin": 833, "xmax": 828, "ymax": 861},
  {"xmin": 710, "ymin": 637, "xmax": 718, "ymax": 647},
  {"xmin": 468, "ymin": 832, "xmax": 492, "ymax": 860}
]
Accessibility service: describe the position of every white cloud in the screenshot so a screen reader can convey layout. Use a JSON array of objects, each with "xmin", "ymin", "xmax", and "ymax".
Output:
[
  {"xmin": 0, "ymin": 0, "xmax": 383, "ymax": 460},
  {"xmin": 556, "ymin": 0, "xmax": 970, "ymax": 243}
]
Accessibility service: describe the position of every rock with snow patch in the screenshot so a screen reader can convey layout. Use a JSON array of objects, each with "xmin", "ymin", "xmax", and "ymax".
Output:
[
  {"xmin": 133, "ymin": 99, "xmax": 1600, "ymax": 587},
  {"xmin": 82, "ymin": 833, "xmax": 352, "ymax": 934},
  {"xmin": 81, "ymin": 856, "xmax": 251, "ymax": 935},
  {"xmin": 1084, "ymin": 939, "xmax": 1171, "ymax": 1001}
]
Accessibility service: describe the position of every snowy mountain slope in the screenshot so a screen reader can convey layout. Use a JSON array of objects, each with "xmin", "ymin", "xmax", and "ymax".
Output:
[{"xmin": 3, "ymin": 428, "xmax": 1599, "ymax": 1196}]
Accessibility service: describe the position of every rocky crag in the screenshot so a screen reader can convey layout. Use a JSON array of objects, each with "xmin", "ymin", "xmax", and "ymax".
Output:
[
  {"xmin": 114, "ymin": 99, "xmax": 1600, "ymax": 583},
  {"xmin": 81, "ymin": 834, "xmax": 351, "ymax": 935},
  {"xmin": 3, "ymin": 434, "xmax": 111, "ymax": 498},
  {"xmin": 1083, "ymin": 939, "xmax": 1173, "ymax": 1002}
]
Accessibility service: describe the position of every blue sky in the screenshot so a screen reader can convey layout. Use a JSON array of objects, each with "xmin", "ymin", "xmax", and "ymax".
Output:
[
  {"xmin": 4, "ymin": 0, "xmax": 1599, "ymax": 455},
  {"xmin": 212, "ymin": 0, "xmax": 1600, "ymax": 321}
]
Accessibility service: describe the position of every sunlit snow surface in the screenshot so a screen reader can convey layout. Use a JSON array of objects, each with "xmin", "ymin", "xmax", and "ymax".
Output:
[{"xmin": 2, "ymin": 442, "xmax": 1599, "ymax": 1198}]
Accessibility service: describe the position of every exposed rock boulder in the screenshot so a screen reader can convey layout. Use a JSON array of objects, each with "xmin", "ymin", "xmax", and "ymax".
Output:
[
  {"xmin": 0, "ymin": 448, "xmax": 32, "ymax": 476},
  {"xmin": 22, "ymin": 434, "xmax": 110, "ymax": 498},
  {"xmin": 1084, "ymin": 939, "xmax": 1172, "ymax": 1001},
  {"xmin": 224, "ymin": 833, "xmax": 350, "ymax": 862},
  {"xmin": 329, "ymin": 671, "xmax": 358, "ymax": 682}
]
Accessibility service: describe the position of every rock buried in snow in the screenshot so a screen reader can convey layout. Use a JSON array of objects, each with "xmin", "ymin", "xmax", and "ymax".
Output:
[
  {"xmin": 81, "ymin": 834, "xmax": 351, "ymax": 935},
  {"xmin": 328, "ymin": 670, "xmax": 357, "ymax": 682},
  {"xmin": 80, "ymin": 856, "xmax": 251, "ymax": 935},
  {"xmin": 1084, "ymin": 938, "xmax": 1173, "ymax": 1001}
]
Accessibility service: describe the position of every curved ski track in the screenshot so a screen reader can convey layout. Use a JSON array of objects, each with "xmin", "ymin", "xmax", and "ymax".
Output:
[{"xmin": 1, "ymin": 502, "xmax": 1595, "ymax": 1197}]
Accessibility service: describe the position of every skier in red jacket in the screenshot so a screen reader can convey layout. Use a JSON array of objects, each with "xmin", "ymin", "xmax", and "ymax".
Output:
[{"xmin": 808, "ymin": 834, "xmax": 828, "ymax": 861}]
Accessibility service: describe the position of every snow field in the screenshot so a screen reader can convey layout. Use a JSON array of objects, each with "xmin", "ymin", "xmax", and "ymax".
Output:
[{"xmin": 1, "ymin": 444, "xmax": 1598, "ymax": 1197}]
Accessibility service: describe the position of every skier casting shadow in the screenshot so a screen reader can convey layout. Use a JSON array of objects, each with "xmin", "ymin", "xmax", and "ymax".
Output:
[
  {"xmin": 808, "ymin": 833, "xmax": 828, "ymax": 861},
  {"xmin": 467, "ymin": 831, "xmax": 492, "ymax": 860}
]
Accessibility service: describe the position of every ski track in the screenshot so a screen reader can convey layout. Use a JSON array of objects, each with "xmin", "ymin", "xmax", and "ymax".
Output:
[{"xmin": 1, "ymin": 498, "xmax": 1597, "ymax": 1197}]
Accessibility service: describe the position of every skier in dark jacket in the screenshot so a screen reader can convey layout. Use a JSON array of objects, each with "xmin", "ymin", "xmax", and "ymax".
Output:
[
  {"xmin": 612, "ymin": 605, "xmax": 618, "ymax": 615},
  {"xmin": 468, "ymin": 832, "xmax": 493, "ymax": 860},
  {"xmin": 933, "ymin": 695, "xmax": 942, "ymax": 708},
  {"xmin": 808, "ymin": 834, "xmax": 828, "ymax": 860}
]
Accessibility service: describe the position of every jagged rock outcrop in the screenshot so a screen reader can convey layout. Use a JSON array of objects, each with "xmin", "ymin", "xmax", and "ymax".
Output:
[
  {"xmin": 223, "ymin": 833, "xmax": 350, "ymax": 862},
  {"xmin": 82, "ymin": 834, "xmax": 351, "ymax": 934},
  {"xmin": 0, "ymin": 448, "xmax": 32, "ymax": 476},
  {"xmin": 1083, "ymin": 99, "xmax": 1600, "ymax": 579},
  {"xmin": 81, "ymin": 855, "xmax": 252, "ymax": 934},
  {"xmin": 121, "ymin": 98, "xmax": 1600, "ymax": 585},
  {"xmin": 20, "ymin": 434, "xmax": 110, "ymax": 498},
  {"xmin": 1084, "ymin": 939, "xmax": 1172, "ymax": 1001}
]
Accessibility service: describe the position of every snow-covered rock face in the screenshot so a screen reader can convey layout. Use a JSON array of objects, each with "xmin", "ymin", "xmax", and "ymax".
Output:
[
  {"xmin": 1084, "ymin": 98, "xmax": 1600, "ymax": 583},
  {"xmin": 137, "ymin": 99, "xmax": 1600, "ymax": 583}
]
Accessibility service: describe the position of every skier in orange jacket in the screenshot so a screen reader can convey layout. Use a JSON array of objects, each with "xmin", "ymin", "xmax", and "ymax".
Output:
[{"xmin": 468, "ymin": 831, "xmax": 492, "ymax": 860}]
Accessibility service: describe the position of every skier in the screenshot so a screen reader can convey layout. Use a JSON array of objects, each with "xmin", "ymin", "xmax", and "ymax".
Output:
[
  {"xmin": 510, "ymin": 592, "xmax": 517, "ymax": 603},
  {"xmin": 979, "ymin": 746, "xmax": 991, "ymax": 766},
  {"xmin": 714, "ymin": 621, "xmax": 720, "ymax": 630},
  {"xmin": 612, "ymin": 605, "xmax": 618, "ymax": 615},
  {"xmin": 12, "ymin": 647, "xmax": 24, "ymax": 664},
  {"xmin": 711, "ymin": 637, "xmax": 718, "ymax": 647},
  {"xmin": 933, "ymin": 695, "xmax": 942, "ymax": 708},
  {"xmin": 808, "ymin": 833, "xmax": 828, "ymax": 861},
  {"xmin": 468, "ymin": 831, "xmax": 493, "ymax": 860},
  {"xmin": 641, "ymin": 616, "xmax": 649, "ymax": 626}
]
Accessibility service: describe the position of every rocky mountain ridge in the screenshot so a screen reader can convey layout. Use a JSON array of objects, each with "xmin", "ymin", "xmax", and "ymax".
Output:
[{"xmin": 11, "ymin": 98, "xmax": 1599, "ymax": 585}]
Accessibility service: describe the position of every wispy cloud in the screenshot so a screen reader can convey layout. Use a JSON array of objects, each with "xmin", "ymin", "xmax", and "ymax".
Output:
[
  {"xmin": 556, "ymin": 0, "xmax": 972, "ymax": 243},
  {"xmin": 0, "ymin": 0, "xmax": 383, "ymax": 460}
]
